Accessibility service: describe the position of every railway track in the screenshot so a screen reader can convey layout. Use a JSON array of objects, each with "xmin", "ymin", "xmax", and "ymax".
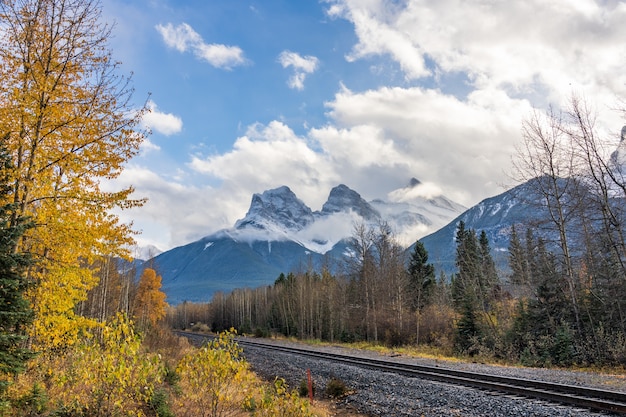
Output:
[{"xmin": 177, "ymin": 331, "xmax": 626, "ymax": 415}]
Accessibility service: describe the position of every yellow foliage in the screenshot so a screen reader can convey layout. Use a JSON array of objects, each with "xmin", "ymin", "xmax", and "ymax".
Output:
[
  {"xmin": 55, "ymin": 314, "xmax": 162, "ymax": 416},
  {"xmin": 2, "ymin": 314, "xmax": 165, "ymax": 417},
  {"xmin": 133, "ymin": 268, "xmax": 168, "ymax": 328},
  {"xmin": 174, "ymin": 329, "xmax": 316, "ymax": 417},
  {"xmin": 4, "ymin": 326, "xmax": 320, "ymax": 417},
  {"xmin": 175, "ymin": 329, "xmax": 252, "ymax": 417},
  {"xmin": 0, "ymin": 0, "xmax": 147, "ymax": 351},
  {"xmin": 252, "ymin": 377, "xmax": 316, "ymax": 417},
  {"xmin": 8, "ymin": 313, "xmax": 165, "ymax": 417}
]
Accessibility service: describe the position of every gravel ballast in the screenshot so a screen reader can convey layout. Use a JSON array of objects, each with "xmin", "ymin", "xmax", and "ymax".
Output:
[{"xmin": 240, "ymin": 338, "xmax": 626, "ymax": 417}]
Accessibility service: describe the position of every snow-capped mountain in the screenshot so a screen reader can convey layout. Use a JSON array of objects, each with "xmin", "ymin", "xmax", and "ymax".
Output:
[
  {"xmin": 418, "ymin": 176, "xmax": 589, "ymax": 276},
  {"xmin": 147, "ymin": 179, "xmax": 466, "ymax": 303},
  {"xmin": 320, "ymin": 184, "xmax": 380, "ymax": 220},
  {"xmin": 234, "ymin": 186, "xmax": 314, "ymax": 233},
  {"xmin": 418, "ymin": 182, "xmax": 534, "ymax": 274},
  {"xmin": 371, "ymin": 178, "xmax": 467, "ymax": 247}
]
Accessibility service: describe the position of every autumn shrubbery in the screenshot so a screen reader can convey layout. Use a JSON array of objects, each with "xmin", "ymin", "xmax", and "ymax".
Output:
[
  {"xmin": 5, "ymin": 313, "xmax": 165, "ymax": 417},
  {"xmin": 1, "ymin": 321, "xmax": 317, "ymax": 417},
  {"xmin": 172, "ymin": 330, "xmax": 317, "ymax": 417}
]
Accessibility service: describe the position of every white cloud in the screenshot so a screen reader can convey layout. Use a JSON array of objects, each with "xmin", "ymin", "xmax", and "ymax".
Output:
[
  {"xmin": 141, "ymin": 100, "xmax": 183, "ymax": 136},
  {"xmin": 189, "ymin": 121, "xmax": 336, "ymax": 210},
  {"xmin": 316, "ymin": 85, "xmax": 532, "ymax": 204},
  {"xmin": 278, "ymin": 51, "xmax": 319, "ymax": 90},
  {"xmin": 318, "ymin": 0, "xmax": 626, "ymax": 200},
  {"xmin": 325, "ymin": 0, "xmax": 626, "ymax": 110},
  {"xmin": 388, "ymin": 181, "xmax": 443, "ymax": 202},
  {"xmin": 104, "ymin": 166, "xmax": 236, "ymax": 250},
  {"xmin": 155, "ymin": 22, "xmax": 247, "ymax": 69},
  {"xmin": 140, "ymin": 139, "xmax": 161, "ymax": 153},
  {"xmin": 326, "ymin": 2, "xmax": 429, "ymax": 80}
]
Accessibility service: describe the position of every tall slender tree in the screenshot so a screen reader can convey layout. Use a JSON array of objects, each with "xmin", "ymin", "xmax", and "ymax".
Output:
[
  {"xmin": 452, "ymin": 222, "xmax": 500, "ymax": 353},
  {"xmin": 407, "ymin": 241, "xmax": 434, "ymax": 344},
  {"xmin": 0, "ymin": 136, "xmax": 35, "ymax": 393},
  {"xmin": 133, "ymin": 268, "xmax": 167, "ymax": 329},
  {"xmin": 514, "ymin": 106, "xmax": 582, "ymax": 336}
]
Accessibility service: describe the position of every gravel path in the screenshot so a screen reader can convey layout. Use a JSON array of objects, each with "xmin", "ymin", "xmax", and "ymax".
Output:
[{"xmin": 241, "ymin": 338, "xmax": 626, "ymax": 417}]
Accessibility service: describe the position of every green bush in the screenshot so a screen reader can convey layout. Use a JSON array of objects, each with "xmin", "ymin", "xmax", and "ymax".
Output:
[
  {"xmin": 148, "ymin": 388, "xmax": 174, "ymax": 417},
  {"xmin": 298, "ymin": 378, "xmax": 315, "ymax": 398},
  {"xmin": 13, "ymin": 383, "xmax": 48, "ymax": 416},
  {"xmin": 325, "ymin": 377, "xmax": 349, "ymax": 398}
]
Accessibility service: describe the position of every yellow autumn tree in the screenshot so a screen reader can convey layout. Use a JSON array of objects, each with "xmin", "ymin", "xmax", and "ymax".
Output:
[
  {"xmin": 133, "ymin": 268, "xmax": 167, "ymax": 328},
  {"xmin": 0, "ymin": 0, "xmax": 147, "ymax": 350}
]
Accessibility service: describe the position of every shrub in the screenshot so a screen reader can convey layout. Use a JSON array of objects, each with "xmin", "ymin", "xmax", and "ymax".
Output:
[
  {"xmin": 46, "ymin": 313, "xmax": 165, "ymax": 416},
  {"xmin": 190, "ymin": 322, "xmax": 210, "ymax": 333},
  {"xmin": 11, "ymin": 383, "xmax": 48, "ymax": 416},
  {"xmin": 298, "ymin": 378, "xmax": 315, "ymax": 398},
  {"xmin": 325, "ymin": 377, "xmax": 349, "ymax": 398},
  {"xmin": 148, "ymin": 388, "xmax": 175, "ymax": 417},
  {"xmin": 254, "ymin": 327, "xmax": 271, "ymax": 338},
  {"xmin": 175, "ymin": 329, "xmax": 254, "ymax": 417},
  {"xmin": 254, "ymin": 378, "xmax": 315, "ymax": 417}
]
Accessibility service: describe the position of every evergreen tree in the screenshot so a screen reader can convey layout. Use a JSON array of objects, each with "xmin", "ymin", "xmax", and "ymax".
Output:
[
  {"xmin": 452, "ymin": 221, "xmax": 481, "ymax": 352},
  {"xmin": 407, "ymin": 241, "xmax": 435, "ymax": 345},
  {"xmin": 0, "ymin": 137, "xmax": 35, "ymax": 393},
  {"xmin": 452, "ymin": 222, "xmax": 500, "ymax": 354},
  {"xmin": 407, "ymin": 241, "xmax": 435, "ymax": 311},
  {"xmin": 452, "ymin": 221, "xmax": 481, "ymax": 308},
  {"xmin": 508, "ymin": 225, "xmax": 528, "ymax": 286},
  {"xmin": 478, "ymin": 230, "xmax": 499, "ymax": 306}
]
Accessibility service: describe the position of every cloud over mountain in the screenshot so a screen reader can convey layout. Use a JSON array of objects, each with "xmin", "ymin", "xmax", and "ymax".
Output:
[{"xmin": 103, "ymin": 1, "xmax": 626, "ymax": 253}]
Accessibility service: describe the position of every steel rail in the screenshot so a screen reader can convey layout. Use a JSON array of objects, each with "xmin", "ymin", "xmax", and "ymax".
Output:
[{"xmin": 176, "ymin": 331, "xmax": 626, "ymax": 415}]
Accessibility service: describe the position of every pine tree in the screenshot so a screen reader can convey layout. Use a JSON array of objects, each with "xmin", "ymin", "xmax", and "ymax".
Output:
[
  {"xmin": 0, "ymin": 137, "xmax": 35, "ymax": 393},
  {"xmin": 452, "ymin": 221, "xmax": 480, "ymax": 308},
  {"xmin": 407, "ymin": 241, "xmax": 435, "ymax": 311},
  {"xmin": 478, "ymin": 230, "xmax": 499, "ymax": 306},
  {"xmin": 452, "ymin": 221, "xmax": 481, "ymax": 352},
  {"xmin": 452, "ymin": 223, "xmax": 501, "ymax": 354},
  {"xmin": 508, "ymin": 225, "xmax": 528, "ymax": 286},
  {"xmin": 407, "ymin": 241, "xmax": 435, "ymax": 345}
]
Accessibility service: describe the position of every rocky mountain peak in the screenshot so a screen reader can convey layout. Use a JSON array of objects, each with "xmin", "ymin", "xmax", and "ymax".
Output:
[
  {"xmin": 235, "ymin": 186, "xmax": 314, "ymax": 232},
  {"xmin": 320, "ymin": 184, "xmax": 380, "ymax": 220},
  {"xmin": 409, "ymin": 177, "xmax": 421, "ymax": 188}
]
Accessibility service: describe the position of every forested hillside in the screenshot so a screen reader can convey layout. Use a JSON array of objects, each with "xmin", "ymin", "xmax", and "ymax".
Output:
[{"xmin": 169, "ymin": 101, "xmax": 626, "ymax": 368}]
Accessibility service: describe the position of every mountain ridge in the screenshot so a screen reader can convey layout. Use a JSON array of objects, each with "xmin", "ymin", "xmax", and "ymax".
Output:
[{"xmin": 147, "ymin": 179, "xmax": 467, "ymax": 303}]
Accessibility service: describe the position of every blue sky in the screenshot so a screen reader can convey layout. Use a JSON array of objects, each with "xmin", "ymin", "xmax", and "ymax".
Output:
[{"xmin": 101, "ymin": 0, "xmax": 626, "ymax": 252}]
